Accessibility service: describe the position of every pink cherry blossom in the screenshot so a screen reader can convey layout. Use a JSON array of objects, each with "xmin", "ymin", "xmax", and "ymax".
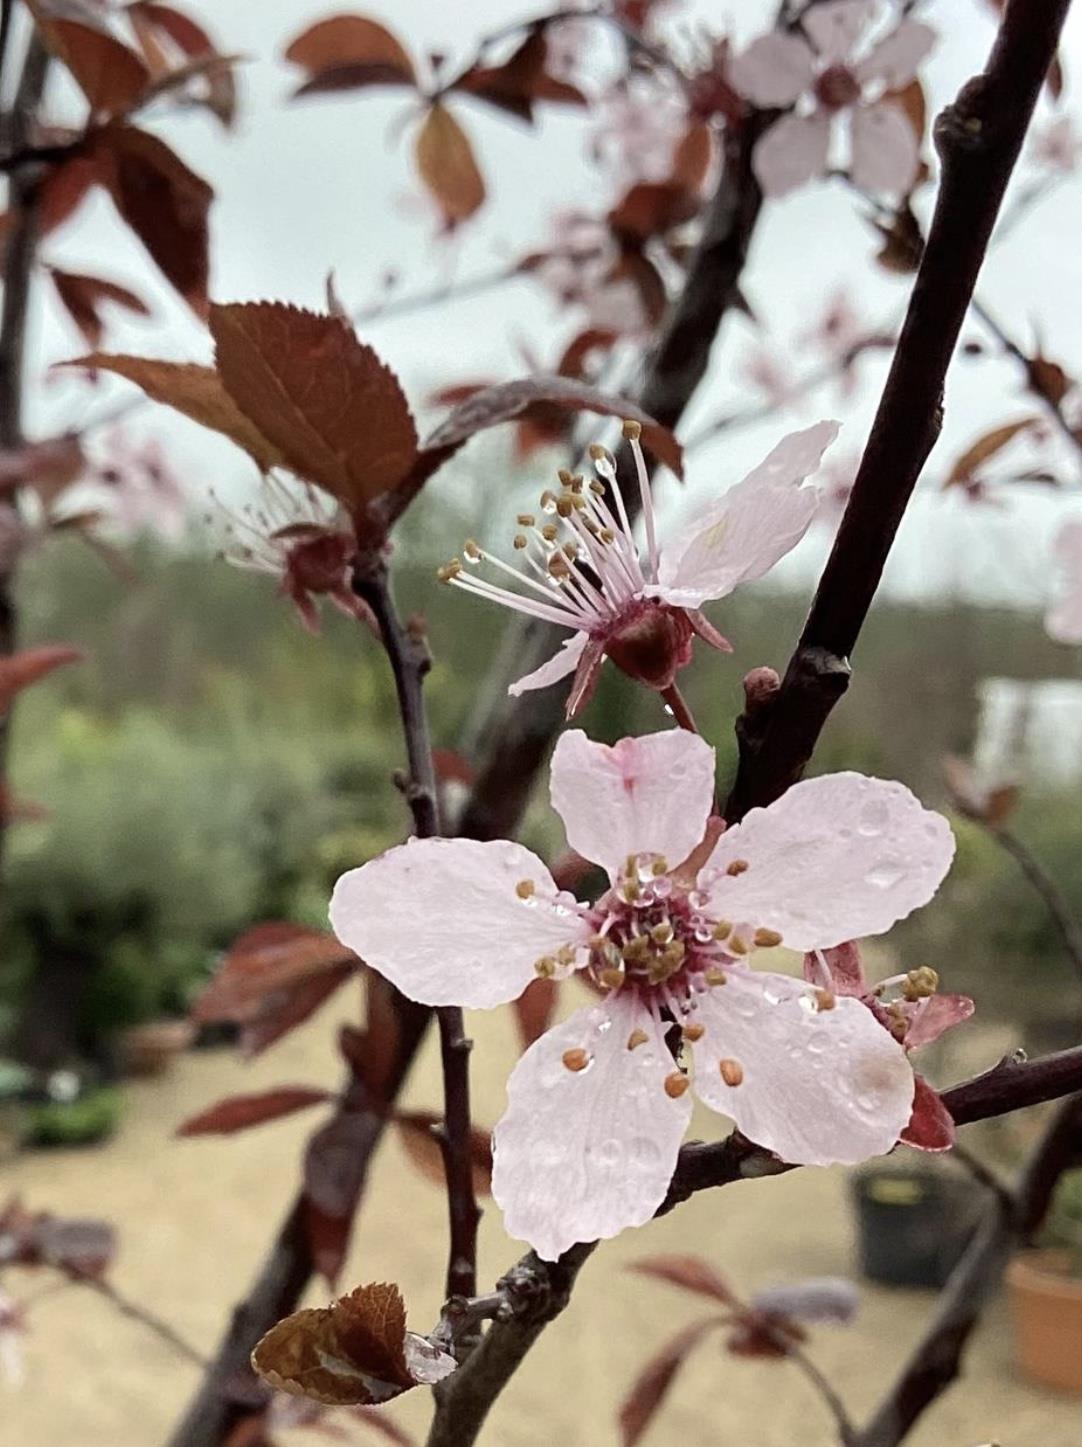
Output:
[
  {"xmin": 731, "ymin": 1, "xmax": 935, "ymax": 198},
  {"xmin": 89, "ymin": 432, "xmax": 189, "ymax": 543},
  {"xmin": 739, "ymin": 346, "xmax": 797, "ymax": 409},
  {"xmin": 590, "ymin": 73, "xmax": 689, "ymax": 189},
  {"xmin": 438, "ymin": 421, "xmax": 838, "ymax": 715},
  {"xmin": 531, "ymin": 211, "xmax": 651, "ymax": 336},
  {"xmin": 214, "ymin": 476, "xmax": 376, "ymax": 636},
  {"xmin": 331, "ymin": 728, "xmax": 954, "ymax": 1260},
  {"xmin": 1029, "ymin": 115, "xmax": 1081, "ymax": 175},
  {"xmin": 1046, "ymin": 516, "xmax": 1082, "ymax": 645},
  {"xmin": 804, "ymin": 941, "xmax": 973, "ymax": 1151}
]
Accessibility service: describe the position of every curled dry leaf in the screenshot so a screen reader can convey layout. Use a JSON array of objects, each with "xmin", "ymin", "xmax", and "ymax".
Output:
[
  {"xmin": 88, "ymin": 122, "xmax": 213, "ymax": 315},
  {"xmin": 177, "ymin": 1087, "xmax": 334, "ymax": 1138},
  {"xmin": 50, "ymin": 268, "xmax": 150, "ymax": 350},
  {"xmin": 63, "ymin": 354, "xmax": 288, "ymax": 475},
  {"xmin": 618, "ymin": 1319, "xmax": 717, "ymax": 1447},
  {"xmin": 628, "ymin": 1254, "xmax": 738, "ymax": 1306},
  {"xmin": 252, "ymin": 1282, "xmax": 454, "ymax": 1407},
  {"xmin": 394, "ymin": 1110, "xmax": 493, "ymax": 1195},
  {"xmin": 210, "ymin": 303, "xmax": 419, "ymax": 512},
  {"xmin": 944, "ymin": 416, "xmax": 1042, "ymax": 488},
  {"xmin": 31, "ymin": 11, "xmax": 150, "ymax": 116},
  {"xmin": 0, "ymin": 645, "xmax": 83, "ymax": 713},
  {"xmin": 414, "ymin": 104, "xmax": 485, "ymax": 226},
  {"xmin": 285, "ymin": 13, "xmax": 416, "ymax": 95}
]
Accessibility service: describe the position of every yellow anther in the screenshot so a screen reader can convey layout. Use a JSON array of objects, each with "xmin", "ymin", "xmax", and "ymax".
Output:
[
  {"xmin": 712, "ymin": 920, "xmax": 732, "ymax": 941},
  {"xmin": 515, "ymin": 879, "xmax": 535, "ymax": 900},
  {"xmin": 541, "ymin": 524, "xmax": 558, "ymax": 542},
  {"xmin": 556, "ymin": 944, "xmax": 577, "ymax": 967},
  {"xmin": 622, "ymin": 418, "xmax": 643, "ymax": 441},
  {"xmin": 555, "ymin": 495, "xmax": 574, "ymax": 518},
  {"xmin": 436, "ymin": 559, "xmax": 462, "ymax": 583},
  {"xmin": 568, "ymin": 474, "xmax": 584, "ymax": 494},
  {"xmin": 622, "ymin": 936, "xmax": 650, "ymax": 962},
  {"xmin": 651, "ymin": 857, "xmax": 669, "ymax": 876},
  {"xmin": 726, "ymin": 858, "xmax": 750, "ymax": 877},
  {"xmin": 650, "ymin": 921, "xmax": 674, "ymax": 945},
  {"xmin": 719, "ymin": 1058, "xmax": 744, "ymax": 1087},
  {"xmin": 662, "ymin": 940, "xmax": 686, "ymax": 966},
  {"xmin": 540, "ymin": 489, "xmax": 557, "ymax": 509},
  {"xmin": 588, "ymin": 443, "xmax": 607, "ymax": 461},
  {"xmin": 622, "ymin": 879, "xmax": 641, "ymax": 903},
  {"xmin": 513, "ymin": 534, "xmax": 528, "ymax": 550},
  {"xmin": 903, "ymin": 966, "xmax": 939, "ymax": 1002},
  {"xmin": 589, "ymin": 479, "xmax": 606, "ymax": 496},
  {"xmin": 682, "ymin": 1022, "xmax": 705, "ymax": 1042},
  {"xmin": 754, "ymin": 928, "xmax": 783, "ymax": 949},
  {"xmin": 562, "ymin": 1048, "xmax": 589, "ymax": 1072},
  {"xmin": 562, "ymin": 542, "xmax": 579, "ymax": 560},
  {"xmin": 535, "ymin": 957, "xmax": 556, "ymax": 979},
  {"xmin": 728, "ymin": 935, "xmax": 749, "ymax": 955},
  {"xmin": 664, "ymin": 1071, "xmax": 690, "ymax": 1099},
  {"xmin": 548, "ymin": 554, "xmax": 571, "ymax": 579},
  {"xmin": 599, "ymin": 527, "xmax": 615, "ymax": 543},
  {"xmin": 705, "ymin": 967, "xmax": 728, "ymax": 987},
  {"xmin": 464, "ymin": 539, "xmax": 481, "ymax": 561},
  {"xmin": 627, "ymin": 1028, "xmax": 649, "ymax": 1050},
  {"xmin": 517, "ymin": 513, "xmax": 536, "ymax": 527},
  {"xmin": 600, "ymin": 968, "xmax": 625, "ymax": 990},
  {"xmin": 815, "ymin": 988, "xmax": 837, "ymax": 1012}
]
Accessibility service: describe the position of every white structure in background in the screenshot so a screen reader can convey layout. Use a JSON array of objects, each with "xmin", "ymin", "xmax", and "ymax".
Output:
[{"xmin": 975, "ymin": 678, "xmax": 1082, "ymax": 786}]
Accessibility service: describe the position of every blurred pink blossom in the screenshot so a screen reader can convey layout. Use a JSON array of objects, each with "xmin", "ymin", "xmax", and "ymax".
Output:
[{"xmin": 1046, "ymin": 515, "xmax": 1082, "ymax": 644}]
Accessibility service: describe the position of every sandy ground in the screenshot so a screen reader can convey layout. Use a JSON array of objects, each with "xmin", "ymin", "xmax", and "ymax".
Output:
[{"xmin": 3, "ymin": 992, "xmax": 1080, "ymax": 1447}]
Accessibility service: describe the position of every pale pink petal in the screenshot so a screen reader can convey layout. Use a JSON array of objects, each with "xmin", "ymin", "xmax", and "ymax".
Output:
[
  {"xmin": 803, "ymin": 0, "xmax": 873, "ymax": 64},
  {"xmin": 508, "ymin": 631, "xmax": 589, "ymax": 697},
  {"xmin": 702, "ymin": 772, "xmax": 954, "ymax": 952},
  {"xmin": 491, "ymin": 993, "xmax": 691, "ymax": 1260},
  {"xmin": 330, "ymin": 838, "xmax": 588, "ymax": 1009},
  {"xmin": 690, "ymin": 969, "xmax": 913, "ymax": 1164},
  {"xmin": 729, "ymin": 31, "xmax": 815, "ymax": 108},
  {"xmin": 855, "ymin": 19, "xmax": 936, "ymax": 89},
  {"xmin": 652, "ymin": 422, "xmax": 838, "ymax": 609},
  {"xmin": 902, "ymin": 992, "xmax": 975, "ymax": 1051},
  {"xmin": 901, "ymin": 1074, "xmax": 955, "ymax": 1151},
  {"xmin": 752, "ymin": 110, "xmax": 832, "ymax": 197},
  {"xmin": 550, "ymin": 728, "xmax": 716, "ymax": 882},
  {"xmin": 849, "ymin": 101, "xmax": 920, "ymax": 194},
  {"xmin": 1046, "ymin": 516, "xmax": 1082, "ymax": 644},
  {"xmin": 802, "ymin": 941, "xmax": 867, "ymax": 997}
]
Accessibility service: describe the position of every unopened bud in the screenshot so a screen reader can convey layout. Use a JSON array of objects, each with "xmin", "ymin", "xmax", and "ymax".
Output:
[{"xmin": 743, "ymin": 666, "xmax": 781, "ymax": 711}]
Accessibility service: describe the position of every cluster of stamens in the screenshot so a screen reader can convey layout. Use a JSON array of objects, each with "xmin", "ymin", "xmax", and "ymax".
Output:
[
  {"xmin": 208, "ymin": 474, "xmax": 345, "ymax": 577},
  {"xmin": 437, "ymin": 420, "xmax": 659, "ymax": 633},
  {"xmin": 874, "ymin": 966, "xmax": 941, "ymax": 1042}
]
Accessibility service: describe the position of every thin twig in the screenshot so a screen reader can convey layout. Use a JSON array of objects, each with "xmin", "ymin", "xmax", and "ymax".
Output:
[
  {"xmin": 990, "ymin": 824, "xmax": 1082, "ymax": 986},
  {"xmin": 70, "ymin": 1271, "xmax": 209, "ymax": 1370},
  {"xmin": 353, "ymin": 264, "xmax": 520, "ymax": 326},
  {"xmin": 970, "ymin": 296, "xmax": 1082, "ymax": 465},
  {"xmin": 786, "ymin": 1342, "xmax": 858, "ymax": 1447},
  {"xmin": 725, "ymin": 0, "xmax": 1073, "ymax": 822}
]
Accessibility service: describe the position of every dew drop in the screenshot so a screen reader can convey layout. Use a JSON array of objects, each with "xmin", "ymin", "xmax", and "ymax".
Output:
[
  {"xmin": 858, "ymin": 799, "xmax": 891, "ymax": 836},
  {"xmin": 866, "ymin": 861, "xmax": 905, "ymax": 890}
]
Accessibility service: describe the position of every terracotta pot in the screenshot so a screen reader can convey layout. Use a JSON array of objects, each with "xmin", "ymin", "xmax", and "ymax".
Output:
[
  {"xmin": 120, "ymin": 1019, "xmax": 195, "ymax": 1077},
  {"xmin": 1007, "ymin": 1250, "xmax": 1082, "ymax": 1393}
]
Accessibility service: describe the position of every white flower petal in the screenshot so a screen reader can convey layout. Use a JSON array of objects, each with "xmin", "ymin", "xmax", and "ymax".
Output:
[
  {"xmin": 508, "ymin": 631, "xmax": 589, "ymax": 696},
  {"xmin": 492, "ymin": 994, "xmax": 691, "ymax": 1260},
  {"xmin": 804, "ymin": 0, "xmax": 873, "ymax": 64},
  {"xmin": 849, "ymin": 101, "xmax": 920, "ymax": 195},
  {"xmin": 729, "ymin": 31, "xmax": 816, "ymax": 107},
  {"xmin": 752, "ymin": 110, "xmax": 833, "ymax": 198},
  {"xmin": 855, "ymin": 19, "xmax": 936, "ymax": 89}
]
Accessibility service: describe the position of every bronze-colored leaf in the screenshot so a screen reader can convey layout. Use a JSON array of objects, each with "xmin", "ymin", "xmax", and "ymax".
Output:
[
  {"xmin": 414, "ymin": 104, "xmax": 485, "ymax": 225},
  {"xmin": 0, "ymin": 645, "xmax": 82, "ymax": 713},
  {"xmin": 1027, "ymin": 352, "xmax": 1072, "ymax": 406},
  {"xmin": 609, "ymin": 181, "xmax": 700, "ymax": 242},
  {"xmin": 618, "ymin": 1320, "xmax": 717, "ymax": 1446},
  {"xmin": 62, "ymin": 354, "xmax": 287, "ymax": 474},
  {"xmin": 50, "ymin": 268, "xmax": 150, "ymax": 350},
  {"xmin": 423, "ymin": 374, "xmax": 684, "ymax": 478},
  {"xmin": 984, "ymin": 783, "xmax": 1020, "ymax": 827},
  {"xmin": 210, "ymin": 302, "xmax": 419, "ymax": 511},
  {"xmin": 252, "ymin": 1282, "xmax": 454, "ymax": 1407},
  {"xmin": 944, "ymin": 416, "xmax": 1042, "ymax": 488},
  {"xmin": 394, "ymin": 1110, "xmax": 493, "ymax": 1196},
  {"xmin": 177, "ymin": 1087, "xmax": 333, "ymax": 1137},
  {"xmin": 128, "ymin": 3, "xmax": 236, "ymax": 127},
  {"xmin": 452, "ymin": 30, "xmax": 586, "ymax": 123},
  {"xmin": 872, "ymin": 203, "xmax": 923, "ymax": 274},
  {"xmin": 670, "ymin": 122, "xmax": 714, "ymax": 193},
  {"xmin": 89, "ymin": 122, "xmax": 212, "ymax": 314},
  {"xmin": 628, "ymin": 1254, "xmax": 738, "ymax": 1305},
  {"xmin": 285, "ymin": 14, "xmax": 415, "ymax": 89},
  {"xmin": 885, "ymin": 79, "xmax": 926, "ymax": 147},
  {"xmin": 33, "ymin": 14, "xmax": 150, "ymax": 116},
  {"xmin": 39, "ymin": 153, "xmax": 101, "ymax": 234},
  {"xmin": 512, "ymin": 976, "xmax": 558, "ymax": 1052}
]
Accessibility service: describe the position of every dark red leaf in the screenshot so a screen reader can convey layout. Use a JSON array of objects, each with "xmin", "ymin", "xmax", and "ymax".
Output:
[
  {"xmin": 628, "ymin": 1255, "xmax": 738, "ymax": 1305},
  {"xmin": 293, "ymin": 60, "xmax": 419, "ymax": 97},
  {"xmin": 128, "ymin": 3, "xmax": 236, "ymax": 127},
  {"xmin": 303, "ymin": 1112, "xmax": 375, "ymax": 1284},
  {"xmin": 40, "ymin": 152, "xmax": 101, "ymax": 233},
  {"xmin": 50, "ymin": 267, "xmax": 151, "ymax": 350},
  {"xmin": 285, "ymin": 15, "xmax": 416, "ymax": 90},
  {"xmin": 209, "ymin": 303, "xmax": 419, "ymax": 511},
  {"xmin": 89, "ymin": 122, "xmax": 213, "ymax": 315},
  {"xmin": 394, "ymin": 1110, "xmax": 493, "ymax": 1196},
  {"xmin": 618, "ymin": 1319, "xmax": 717, "ymax": 1446},
  {"xmin": 901, "ymin": 1074, "xmax": 955, "ymax": 1151},
  {"xmin": 512, "ymin": 976, "xmax": 558, "ymax": 1052},
  {"xmin": 177, "ymin": 1087, "xmax": 334, "ymax": 1137},
  {"xmin": 608, "ymin": 182, "xmax": 700, "ymax": 242},
  {"xmin": 453, "ymin": 31, "xmax": 586, "ymax": 123},
  {"xmin": 0, "ymin": 644, "xmax": 82, "ymax": 713},
  {"xmin": 34, "ymin": 13, "xmax": 150, "ymax": 116}
]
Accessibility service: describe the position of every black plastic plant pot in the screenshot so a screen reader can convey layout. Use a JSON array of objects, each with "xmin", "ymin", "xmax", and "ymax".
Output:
[{"xmin": 851, "ymin": 1164, "xmax": 984, "ymax": 1288}]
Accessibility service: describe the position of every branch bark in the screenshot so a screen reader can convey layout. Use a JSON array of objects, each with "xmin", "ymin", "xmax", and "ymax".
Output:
[
  {"xmin": 725, "ymin": 0, "xmax": 1073, "ymax": 821},
  {"xmin": 991, "ymin": 825, "xmax": 1082, "ymax": 986}
]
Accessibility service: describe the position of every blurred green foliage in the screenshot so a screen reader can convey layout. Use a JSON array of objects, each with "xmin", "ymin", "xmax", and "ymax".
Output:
[{"xmin": 0, "ymin": 518, "xmax": 1079, "ymax": 1058}]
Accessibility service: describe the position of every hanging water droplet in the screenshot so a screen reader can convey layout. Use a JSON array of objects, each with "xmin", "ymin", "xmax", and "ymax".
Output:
[{"xmin": 866, "ymin": 861, "xmax": 905, "ymax": 889}]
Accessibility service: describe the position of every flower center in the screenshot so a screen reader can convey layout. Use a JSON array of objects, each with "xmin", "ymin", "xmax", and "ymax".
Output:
[{"xmin": 814, "ymin": 64, "xmax": 861, "ymax": 110}]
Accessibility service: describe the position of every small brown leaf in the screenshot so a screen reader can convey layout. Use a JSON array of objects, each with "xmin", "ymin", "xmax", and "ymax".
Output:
[
  {"xmin": 129, "ymin": 3, "xmax": 236, "ymax": 127},
  {"xmin": 512, "ymin": 976, "xmax": 558, "ymax": 1052},
  {"xmin": 414, "ymin": 104, "xmax": 485, "ymax": 226},
  {"xmin": 177, "ymin": 1087, "xmax": 333, "ymax": 1137},
  {"xmin": 984, "ymin": 783, "xmax": 1020, "ymax": 827},
  {"xmin": 89, "ymin": 122, "xmax": 213, "ymax": 314},
  {"xmin": 944, "ymin": 417, "xmax": 1042, "ymax": 488},
  {"xmin": 618, "ymin": 1319, "xmax": 717, "ymax": 1446},
  {"xmin": 394, "ymin": 1111, "xmax": 493, "ymax": 1196},
  {"xmin": 885, "ymin": 79, "xmax": 926, "ymax": 147},
  {"xmin": 39, "ymin": 153, "xmax": 101, "ymax": 234},
  {"xmin": 452, "ymin": 31, "xmax": 585, "ymax": 123},
  {"xmin": 34, "ymin": 14, "xmax": 150, "ymax": 116},
  {"xmin": 0, "ymin": 645, "xmax": 82, "ymax": 713},
  {"xmin": 285, "ymin": 15, "xmax": 415, "ymax": 92},
  {"xmin": 50, "ymin": 268, "xmax": 150, "ymax": 350},
  {"xmin": 872, "ymin": 203, "xmax": 923, "ymax": 274},
  {"xmin": 609, "ymin": 181, "xmax": 699, "ymax": 242},
  {"xmin": 210, "ymin": 303, "xmax": 419, "ymax": 511},
  {"xmin": 670, "ymin": 122, "xmax": 714, "ymax": 193},
  {"xmin": 424, "ymin": 375, "xmax": 684, "ymax": 478},
  {"xmin": 629, "ymin": 1255, "xmax": 738, "ymax": 1305},
  {"xmin": 1027, "ymin": 352, "xmax": 1072, "ymax": 406},
  {"xmin": 62, "ymin": 354, "xmax": 287, "ymax": 475}
]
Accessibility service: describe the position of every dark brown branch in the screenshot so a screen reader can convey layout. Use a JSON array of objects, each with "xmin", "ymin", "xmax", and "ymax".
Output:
[
  {"xmin": 725, "ymin": 0, "xmax": 1073, "ymax": 822},
  {"xmin": 787, "ymin": 1342, "xmax": 858, "ymax": 1447}
]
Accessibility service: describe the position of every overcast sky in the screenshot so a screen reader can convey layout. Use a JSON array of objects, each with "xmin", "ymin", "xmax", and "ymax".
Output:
[{"xmin": 22, "ymin": 0, "xmax": 1082, "ymax": 617}]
